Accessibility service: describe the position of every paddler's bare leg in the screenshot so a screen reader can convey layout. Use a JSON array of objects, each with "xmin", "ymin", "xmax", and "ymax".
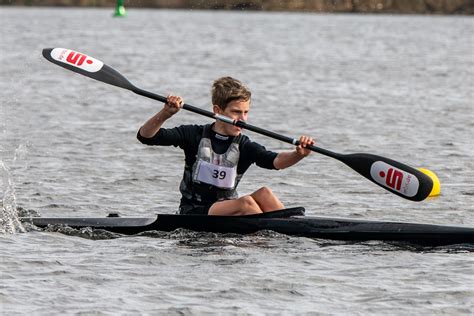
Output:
[
  {"xmin": 250, "ymin": 187, "xmax": 284, "ymax": 212},
  {"xmin": 208, "ymin": 196, "xmax": 263, "ymax": 216},
  {"xmin": 208, "ymin": 187, "xmax": 284, "ymax": 216}
]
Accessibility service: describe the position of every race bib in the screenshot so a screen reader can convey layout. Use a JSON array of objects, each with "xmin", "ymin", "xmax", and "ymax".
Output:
[{"xmin": 194, "ymin": 160, "xmax": 237, "ymax": 189}]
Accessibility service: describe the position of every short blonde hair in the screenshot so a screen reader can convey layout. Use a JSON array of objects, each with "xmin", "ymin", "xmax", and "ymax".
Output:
[{"xmin": 211, "ymin": 77, "xmax": 251, "ymax": 110}]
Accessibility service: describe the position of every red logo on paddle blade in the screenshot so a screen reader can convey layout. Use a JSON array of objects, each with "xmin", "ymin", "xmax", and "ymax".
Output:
[
  {"xmin": 66, "ymin": 52, "xmax": 88, "ymax": 66},
  {"xmin": 385, "ymin": 168, "xmax": 403, "ymax": 190}
]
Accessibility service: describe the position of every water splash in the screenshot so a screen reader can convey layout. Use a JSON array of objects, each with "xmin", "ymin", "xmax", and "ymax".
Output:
[{"xmin": 0, "ymin": 160, "xmax": 25, "ymax": 234}]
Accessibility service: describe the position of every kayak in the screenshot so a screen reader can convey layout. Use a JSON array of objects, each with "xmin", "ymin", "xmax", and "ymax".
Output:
[{"xmin": 21, "ymin": 208, "xmax": 474, "ymax": 246}]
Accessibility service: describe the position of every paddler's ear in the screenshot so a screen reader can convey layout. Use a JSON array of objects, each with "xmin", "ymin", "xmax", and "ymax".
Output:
[{"xmin": 212, "ymin": 104, "xmax": 222, "ymax": 114}]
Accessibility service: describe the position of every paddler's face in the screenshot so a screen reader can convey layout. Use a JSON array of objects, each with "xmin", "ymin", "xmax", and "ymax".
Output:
[{"xmin": 214, "ymin": 99, "xmax": 250, "ymax": 136}]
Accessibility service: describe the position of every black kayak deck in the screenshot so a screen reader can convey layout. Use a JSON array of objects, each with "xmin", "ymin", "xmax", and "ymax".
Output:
[{"xmin": 21, "ymin": 207, "xmax": 474, "ymax": 246}]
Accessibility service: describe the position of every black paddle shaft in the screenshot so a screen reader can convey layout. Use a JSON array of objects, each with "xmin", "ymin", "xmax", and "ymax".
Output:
[
  {"xmin": 134, "ymin": 88, "xmax": 339, "ymax": 157},
  {"xmin": 42, "ymin": 48, "xmax": 433, "ymax": 201}
]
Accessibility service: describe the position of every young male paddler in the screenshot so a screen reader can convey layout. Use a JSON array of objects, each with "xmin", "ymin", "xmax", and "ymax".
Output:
[{"xmin": 137, "ymin": 77, "xmax": 315, "ymax": 216}]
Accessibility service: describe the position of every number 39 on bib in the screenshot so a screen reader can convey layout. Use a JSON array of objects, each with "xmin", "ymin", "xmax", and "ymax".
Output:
[{"xmin": 194, "ymin": 160, "xmax": 237, "ymax": 189}]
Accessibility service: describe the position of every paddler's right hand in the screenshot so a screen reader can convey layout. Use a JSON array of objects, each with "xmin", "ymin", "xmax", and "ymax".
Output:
[
  {"xmin": 164, "ymin": 95, "xmax": 183, "ymax": 116},
  {"xmin": 138, "ymin": 95, "xmax": 184, "ymax": 138}
]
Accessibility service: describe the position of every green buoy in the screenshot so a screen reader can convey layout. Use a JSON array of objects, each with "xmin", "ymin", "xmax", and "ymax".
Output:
[{"xmin": 114, "ymin": 0, "xmax": 126, "ymax": 17}]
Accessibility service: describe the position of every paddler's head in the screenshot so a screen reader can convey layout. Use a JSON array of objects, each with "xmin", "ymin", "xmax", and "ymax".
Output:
[{"xmin": 212, "ymin": 77, "xmax": 251, "ymax": 136}]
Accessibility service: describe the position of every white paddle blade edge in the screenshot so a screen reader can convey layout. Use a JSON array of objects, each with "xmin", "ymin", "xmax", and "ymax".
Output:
[
  {"xmin": 48, "ymin": 48, "xmax": 104, "ymax": 73},
  {"xmin": 370, "ymin": 161, "xmax": 420, "ymax": 198},
  {"xmin": 42, "ymin": 48, "xmax": 136, "ymax": 91}
]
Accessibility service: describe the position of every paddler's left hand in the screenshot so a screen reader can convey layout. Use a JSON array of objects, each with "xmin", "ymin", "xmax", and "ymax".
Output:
[{"xmin": 295, "ymin": 135, "xmax": 315, "ymax": 157}]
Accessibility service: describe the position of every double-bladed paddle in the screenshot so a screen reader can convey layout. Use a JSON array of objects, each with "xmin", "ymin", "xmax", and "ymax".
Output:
[{"xmin": 42, "ymin": 48, "xmax": 434, "ymax": 201}]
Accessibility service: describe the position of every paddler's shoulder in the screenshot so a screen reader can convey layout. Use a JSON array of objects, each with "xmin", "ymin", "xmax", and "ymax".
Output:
[
  {"xmin": 175, "ymin": 124, "xmax": 207, "ymax": 142},
  {"xmin": 177, "ymin": 124, "xmax": 205, "ymax": 131}
]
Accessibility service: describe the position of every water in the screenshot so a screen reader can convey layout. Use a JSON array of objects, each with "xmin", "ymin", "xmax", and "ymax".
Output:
[{"xmin": 1, "ymin": 7, "xmax": 473, "ymax": 315}]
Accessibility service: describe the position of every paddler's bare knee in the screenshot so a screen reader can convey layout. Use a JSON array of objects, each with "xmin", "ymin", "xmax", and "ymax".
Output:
[
  {"xmin": 238, "ymin": 196, "xmax": 262, "ymax": 214},
  {"xmin": 253, "ymin": 186, "xmax": 274, "ymax": 197},
  {"xmin": 208, "ymin": 196, "xmax": 263, "ymax": 216},
  {"xmin": 251, "ymin": 186, "xmax": 284, "ymax": 212}
]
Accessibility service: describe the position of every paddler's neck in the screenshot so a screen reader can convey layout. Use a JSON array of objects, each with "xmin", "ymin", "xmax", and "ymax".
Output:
[
  {"xmin": 212, "ymin": 121, "xmax": 240, "ymax": 137},
  {"xmin": 212, "ymin": 121, "xmax": 229, "ymax": 135}
]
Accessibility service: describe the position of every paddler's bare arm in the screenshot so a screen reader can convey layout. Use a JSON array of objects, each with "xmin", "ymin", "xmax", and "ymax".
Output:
[
  {"xmin": 273, "ymin": 135, "xmax": 315, "ymax": 170},
  {"xmin": 138, "ymin": 95, "xmax": 183, "ymax": 138}
]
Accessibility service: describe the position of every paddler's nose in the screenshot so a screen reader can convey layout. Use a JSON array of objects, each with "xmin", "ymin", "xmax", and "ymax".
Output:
[{"xmin": 239, "ymin": 112, "xmax": 248, "ymax": 122}]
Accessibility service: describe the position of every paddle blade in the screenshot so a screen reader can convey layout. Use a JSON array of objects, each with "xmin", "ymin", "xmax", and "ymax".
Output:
[
  {"xmin": 42, "ymin": 48, "xmax": 135, "ymax": 91},
  {"xmin": 340, "ymin": 153, "xmax": 433, "ymax": 201}
]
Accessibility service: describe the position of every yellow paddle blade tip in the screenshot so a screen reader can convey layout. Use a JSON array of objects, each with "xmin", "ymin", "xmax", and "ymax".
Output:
[{"xmin": 418, "ymin": 168, "xmax": 441, "ymax": 197}]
